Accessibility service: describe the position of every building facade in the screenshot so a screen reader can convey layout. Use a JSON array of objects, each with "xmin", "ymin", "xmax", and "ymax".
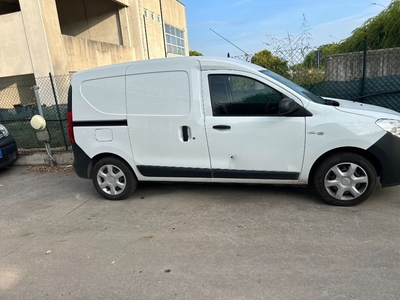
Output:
[{"xmin": 0, "ymin": 0, "xmax": 188, "ymax": 107}]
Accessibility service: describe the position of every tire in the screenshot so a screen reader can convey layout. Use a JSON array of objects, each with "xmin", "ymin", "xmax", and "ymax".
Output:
[
  {"xmin": 313, "ymin": 152, "xmax": 377, "ymax": 206},
  {"xmin": 92, "ymin": 157, "xmax": 137, "ymax": 200}
]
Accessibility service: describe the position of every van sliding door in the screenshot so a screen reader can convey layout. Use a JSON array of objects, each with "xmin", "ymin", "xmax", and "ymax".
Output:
[{"xmin": 125, "ymin": 60, "xmax": 211, "ymax": 179}]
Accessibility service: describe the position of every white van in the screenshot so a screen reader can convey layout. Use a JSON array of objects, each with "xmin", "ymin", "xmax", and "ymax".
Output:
[{"xmin": 67, "ymin": 57, "xmax": 400, "ymax": 206}]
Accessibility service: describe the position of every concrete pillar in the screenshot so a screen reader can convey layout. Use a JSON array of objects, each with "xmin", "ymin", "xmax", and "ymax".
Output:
[
  {"xmin": 18, "ymin": 0, "xmax": 71, "ymax": 115},
  {"xmin": 39, "ymin": 0, "xmax": 69, "ymax": 76},
  {"xmin": 19, "ymin": 0, "xmax": 53, "ymax": 78},
  {"xmin": 19, "ymin": 0, "xmax": 69, "ymax": 77},
  {"xmin": 128, "ymin": 0, "xmax": 147, "ymax": 60},
  {"xmin": 119, "ymin": 7, "xmax": 132, "ymax": 47}
]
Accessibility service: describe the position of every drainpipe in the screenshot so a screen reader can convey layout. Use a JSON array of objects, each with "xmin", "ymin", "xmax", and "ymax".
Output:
[
  {"xmin": 143, "ymin": 15, "xmax": 150, "ymax": 59},
  {"xmin": 159, "ymin": 0, "xmax": 167, "ymax": 58}
]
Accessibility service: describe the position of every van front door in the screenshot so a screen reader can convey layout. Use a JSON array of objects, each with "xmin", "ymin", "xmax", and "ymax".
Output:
[
  {"xmin": 126, "ymin": 61, "xmax": 211, "ymax": 179},
  {"xmin": 203, "ymin": 72, "xmax": 306, "ymax": 181}
]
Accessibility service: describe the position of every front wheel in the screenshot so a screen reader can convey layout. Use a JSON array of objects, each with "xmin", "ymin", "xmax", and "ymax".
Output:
[
  {"xmin": 92, "ymin": 157, "xmax": 137, "ymax": 200},
  {"xmin": 313, "ymin": 153, "xmax": 377, "ymax": 206}
]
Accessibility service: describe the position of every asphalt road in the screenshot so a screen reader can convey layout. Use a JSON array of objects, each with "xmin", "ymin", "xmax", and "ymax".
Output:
[{"xmin": 0, "ymin": 166, "xmax": 399, "ymax": 300}]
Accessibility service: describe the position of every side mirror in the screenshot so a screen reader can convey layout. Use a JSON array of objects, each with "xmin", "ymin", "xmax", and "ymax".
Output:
[{"xmin": 279, "ymin": 98, "xmax": 299, "ymax": 115}]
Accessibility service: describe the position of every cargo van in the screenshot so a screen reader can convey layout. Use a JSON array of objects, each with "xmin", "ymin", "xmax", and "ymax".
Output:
[{"xmin": 67, "ymin": 57, "xmax": 400, "ymax": 206}]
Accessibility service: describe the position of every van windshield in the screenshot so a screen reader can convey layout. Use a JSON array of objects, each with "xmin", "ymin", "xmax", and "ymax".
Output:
[{"xmin": 260, "ymin": 69, "xmax": 325, "ymax": 104}]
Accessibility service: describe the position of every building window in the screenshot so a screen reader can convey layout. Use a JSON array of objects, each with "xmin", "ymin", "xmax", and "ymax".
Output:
[
  {"xmin": 157, "ymin": 15, "xmax": 161, "ymax": 23},
  {"xmin": 151, "ymin": 12, "xmax": 155, "ymax": 21},
  {"xmin": 165, "ymin": 24, "xmax": 185, "ymax": 55},
  {"xmin": 144, "ymin": 9, "xmax": 148, "ymax": 18},
  {"xmin": 0, "ymin": 0, "xmax": 20, "ymax": 15}
]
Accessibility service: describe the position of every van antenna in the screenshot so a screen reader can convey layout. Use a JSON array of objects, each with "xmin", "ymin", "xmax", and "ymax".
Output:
[{"xmin": 209, "ymin": 28, "xmax": 250, "ymax": 57}]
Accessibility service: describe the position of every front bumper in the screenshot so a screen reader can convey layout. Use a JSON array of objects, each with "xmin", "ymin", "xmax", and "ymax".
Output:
[
  {"xmin": 367, "ymin": 132, "xmax": 400, "ymax": 187},
  {"xmin": 0, "ymin": 135, "xmax": 18, "ymax": 168}
]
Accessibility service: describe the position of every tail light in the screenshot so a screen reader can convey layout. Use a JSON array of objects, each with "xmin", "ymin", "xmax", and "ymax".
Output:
[{"xmin": 67, "ymin": 110, "xmax": 75, "ymax": 144}]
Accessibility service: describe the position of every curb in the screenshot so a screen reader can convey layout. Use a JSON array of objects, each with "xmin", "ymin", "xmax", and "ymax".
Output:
[{"xmin": 15, "ymin": 152, "xmax": 74, "ymax": 166}]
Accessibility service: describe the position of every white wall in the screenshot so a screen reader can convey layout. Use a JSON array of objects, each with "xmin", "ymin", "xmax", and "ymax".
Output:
[{"xmin": 0, "ymin": 12, "xmax": 33, "ymax": 77}]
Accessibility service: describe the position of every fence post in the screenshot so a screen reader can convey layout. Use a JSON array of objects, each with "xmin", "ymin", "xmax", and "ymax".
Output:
[
  {"xmin": 32, "ymin": 85, "xmax": 44, "ymax": 116},
  {"xmin": 32, "ymin": 85, "xmax": 55, "ymax": 166},
  {"xmin": 360, "ymin": 36, "xmax": 368, "ymax": 102},
  {"xmin": 49, "ymin": 73, "xmax": 68, "ymax": 151}
]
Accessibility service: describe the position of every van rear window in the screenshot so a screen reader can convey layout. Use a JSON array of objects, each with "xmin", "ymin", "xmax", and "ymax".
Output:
[
  {"xmin": 126, "ymin": 71, "xmax": 190, "ymax": 116},
  {"xmin": 81, "ymin": 76, "xmax": 126, "ymax": 115}
]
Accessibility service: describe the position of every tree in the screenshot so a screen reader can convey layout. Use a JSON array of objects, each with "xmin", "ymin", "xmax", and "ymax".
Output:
[
  {"xmin": 311, "ymin": 0, "xmax": 400, "ymax": 56},
  {"xmin": 251, "ymin": 50, "xmax": 289, "ymax": 76},
  {"xmin": 302, "ymin": 43, "xmax": 340, "ymax": 68},
  {"xmin": 189, "ymin": 50, "xmax": 203, "ymax": 56},
  {"xmin": 340, "ymin": 0, "xmax": 400, "ymax": 52},
  {"xmin": 264, "ymin": 14, "xmax": 312, "ymax": 67},
  {"xmin": 260, "ymin": 16, "xmax": 323, "ymax": 84}
]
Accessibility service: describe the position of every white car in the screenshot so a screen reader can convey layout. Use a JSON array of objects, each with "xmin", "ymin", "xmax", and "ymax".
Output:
[{"xmin": 67, "ymin": 57, "xmax": 400, "ymax": 206}]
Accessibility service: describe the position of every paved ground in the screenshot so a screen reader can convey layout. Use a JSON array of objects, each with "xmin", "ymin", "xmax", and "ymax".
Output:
[{"xmin": 0, "ymin": 166, "xmax": 399, "ymax": 300}]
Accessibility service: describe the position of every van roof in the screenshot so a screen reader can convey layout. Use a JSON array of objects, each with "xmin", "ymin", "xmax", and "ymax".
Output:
[
  {"xmin": 72, "ymin": 56, "xmax": 266, "ymax": 79},
  {"xmin": 195, "ymin": 56, "xmax": 266, "ymax": 72}
]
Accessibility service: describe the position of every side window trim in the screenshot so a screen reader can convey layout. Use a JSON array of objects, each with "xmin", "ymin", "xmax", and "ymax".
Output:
[{"xmin": 208, "ymin": 74, "xmax": 288, "ymax": 117}]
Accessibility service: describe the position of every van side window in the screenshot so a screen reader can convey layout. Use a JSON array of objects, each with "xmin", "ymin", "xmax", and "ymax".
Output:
[
  {"xmin": 127, "ymin": 71, "xmax": 190, "ymax": 116},
  {"xmin": 208, "ymin": 75, "xmax": 286, "ymax": 116}
]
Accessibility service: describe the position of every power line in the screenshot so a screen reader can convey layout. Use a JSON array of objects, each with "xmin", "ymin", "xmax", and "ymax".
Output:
[{"xmin": 209, "ymin": 28, "xmax": 249, "ymax": 56}]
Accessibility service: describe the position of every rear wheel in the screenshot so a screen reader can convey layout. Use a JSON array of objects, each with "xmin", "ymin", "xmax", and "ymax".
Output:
[
  {"xmin": 92, "ymin": 157, "xmax": 137, "ymax": 200},
  {"xmin": 313, "ymin": 153, "xmax": 377, "ymax": 206}
]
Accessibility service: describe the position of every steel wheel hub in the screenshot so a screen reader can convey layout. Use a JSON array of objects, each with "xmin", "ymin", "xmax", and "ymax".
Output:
[
  {"xmin": 97, "ymin": 164, "xmax": 126, "ymax": 195},
  {"xmin": 324, "ymin": 162, "xmax": 369, "ymax": 201}
]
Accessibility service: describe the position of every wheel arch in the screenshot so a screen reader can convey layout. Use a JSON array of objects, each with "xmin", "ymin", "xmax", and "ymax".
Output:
[
  {"xmin": 308, "ymin": 147, "xmax": 381, "ymax": 188},
  {"xmin": 90, "ymin": 153, "xmax": 137, "ymax": 180}
]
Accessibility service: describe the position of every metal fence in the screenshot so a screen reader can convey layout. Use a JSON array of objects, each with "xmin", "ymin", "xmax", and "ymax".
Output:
[
  {"xmin": 0, "ymin": 74, "xmax": 71, "ymax": 152},
  {"xmin": 233, "ymin": 46, "xmax": 400, "ymax": 112}
]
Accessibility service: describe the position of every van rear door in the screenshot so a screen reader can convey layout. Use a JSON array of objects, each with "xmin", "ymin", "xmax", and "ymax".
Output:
[{"xmin": 126, "ymin": 60, "xmax": 211, "ymax": 178}]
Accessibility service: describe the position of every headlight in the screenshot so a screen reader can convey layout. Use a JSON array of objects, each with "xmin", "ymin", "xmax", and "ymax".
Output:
[
  {"xmin": 0, "ymin": 124, "xmax": 8, "ymax": 138},
  {"xmin": 376, "ymin": 119, "xmax": 400, "ymax": 138},
  {"xmin": 0, "ymin": 124, "xmax": 9, "ymax": 138}
]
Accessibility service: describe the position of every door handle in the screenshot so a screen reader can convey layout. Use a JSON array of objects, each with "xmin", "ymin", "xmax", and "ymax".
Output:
[
  {"xmin": 182, "ymin": 126, "xmax": 189, "ymax": 142},
  {"xmin": 213, "ymin": 125, "xmax": 231, "ymax": 130}
]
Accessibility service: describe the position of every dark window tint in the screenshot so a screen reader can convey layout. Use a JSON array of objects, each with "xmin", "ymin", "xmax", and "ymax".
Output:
[{"xmin": 208, "ymin": 75, "xmax": 286, "ymax": 116}]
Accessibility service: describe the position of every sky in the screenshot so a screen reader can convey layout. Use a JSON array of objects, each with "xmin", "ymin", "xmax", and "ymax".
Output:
[{"xmin": 183, "ymin": 0, "xmax": 392, "ymax": 58}]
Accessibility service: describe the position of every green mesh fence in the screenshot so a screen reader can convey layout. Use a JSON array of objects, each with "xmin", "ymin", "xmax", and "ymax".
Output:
[{"xmin": 0, "ymin": 74, "xmax": 71, "ymax": 152}]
